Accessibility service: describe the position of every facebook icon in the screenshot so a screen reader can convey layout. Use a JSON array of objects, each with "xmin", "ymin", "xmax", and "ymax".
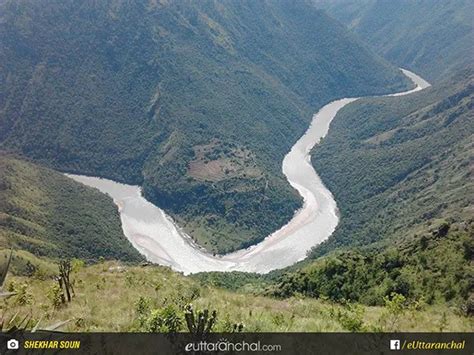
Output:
[{"xmin": 390, "ymin": 340, "xmax": 401, "ymax": 350}]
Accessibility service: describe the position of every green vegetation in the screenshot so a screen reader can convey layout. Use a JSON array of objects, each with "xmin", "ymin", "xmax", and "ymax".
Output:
[
  {"xmin": 184, "ymin": 304, "xmax": 218, "ymax": 335},
  {"xmin": 255, "ymin": 64, "xmax": 474, "ymax": 328},
  {"xmin": 0, "ymin": 0, "xmax": 471, "ymax": 335},
  {"xmin": 315, "ymin": 0, "xmax": 473, "ymax": 81},
  {"xmin": 0, "ymin": 0, "xmax": 410, "ymax": 253},
  {"xmin": 0, "ymin": 154, "xmax": 143, "ymax": 262},
  {"xmin": 311, "ymin": 67, "xmax": 473, "ymax": 256},
  {"xmin": 271, "ymin": 221, "xmax": 473, "ymax": 310},
  {"xmin": 192, "ymin": 271, "xmax": 270, "ymax": 293},
  {"xmin": 2, "ymin": 258, "xmax": 471, "ymax": 332}
]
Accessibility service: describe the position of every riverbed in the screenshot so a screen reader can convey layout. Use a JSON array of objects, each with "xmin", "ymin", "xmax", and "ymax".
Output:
[{"xmin": 67, "ymin": 68, "xmax": 430, "ymax": 274}]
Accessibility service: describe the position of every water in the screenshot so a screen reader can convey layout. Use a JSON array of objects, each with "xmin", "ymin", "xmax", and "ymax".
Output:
[{"xmin": 67, "ymin": 68, "xmax": 430, "ymax": 274}]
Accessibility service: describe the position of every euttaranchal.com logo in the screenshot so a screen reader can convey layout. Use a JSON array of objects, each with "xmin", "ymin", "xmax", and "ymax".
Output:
[{"xmin": 185, "ymin": 338, "xmax": 281, "ymax": 352}]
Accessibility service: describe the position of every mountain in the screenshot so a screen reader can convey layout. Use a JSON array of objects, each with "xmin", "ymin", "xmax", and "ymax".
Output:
[
  {"xmin": 265, "ymin": 68, "xmax": 473, "ymax": 311},
  {"xmin": 256, "ymin": 1, "xmax": 474, "ymax": 316},
  {"xmin": 1, "ymin": 0, "xmax": 472, "ymax": 335},
  {"xmin": 268, "ymin": 65, "xmax": 473, "ymax": 311},
  {"xmin": 0, "ymin": 0, "xmax": 410, "ymax": 253},
  {"xmin": 311, "ymin": 67, "xmax": 473, "ymax": 257},
  {"xmin": 0, "ymin": 154, "xmax": 143, "ymax": 262},
  {"xmin": 314, "ymin": 0, "xmax": 473, "ymax": 82}
]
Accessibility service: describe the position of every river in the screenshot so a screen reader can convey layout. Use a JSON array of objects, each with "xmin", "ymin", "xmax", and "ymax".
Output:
[{"xmin": 67, "ymin": 68, "xmax": 430, "ymax": 274}]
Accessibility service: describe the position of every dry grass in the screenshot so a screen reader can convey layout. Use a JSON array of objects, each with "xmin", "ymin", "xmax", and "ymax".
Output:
[{"xmin": 2, "ymin": 261, "xmax": 472, "ymax": 332}]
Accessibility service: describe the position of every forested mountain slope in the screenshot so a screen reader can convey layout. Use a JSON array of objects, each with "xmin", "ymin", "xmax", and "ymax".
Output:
[
  {"xmin": 0, "ymin": 0, "xmax": 410, "ymax": 253},
  {"xmin": 254, "ymin": 1, "xmax": 474, "ymax": 315},
  {"xmin": 0, "ymin": 154, "xmax": 143, "ymax": 262},
  {"xmin": 272, "ymin": 220, "xmax": 473, "ymax": 308},
  {"xmin": 314, "ymin": 0, "xmax": 473, "ymax": 82},
  {"xmin": 311, "ymin": 67, "xmax": 473, "ymax": 257}
]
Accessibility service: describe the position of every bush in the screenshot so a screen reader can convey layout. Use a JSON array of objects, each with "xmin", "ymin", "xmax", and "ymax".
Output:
[{"xmin": 144, "ymin": 305, "xmax": 182, "ymax": 333}]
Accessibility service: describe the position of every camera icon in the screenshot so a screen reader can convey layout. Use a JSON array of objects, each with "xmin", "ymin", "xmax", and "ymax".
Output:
[{"xmin": 7, "ymin": 339, "xmax": 19, "ymax": 350}]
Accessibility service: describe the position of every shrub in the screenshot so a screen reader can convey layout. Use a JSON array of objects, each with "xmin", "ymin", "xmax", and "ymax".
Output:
[
  {"xmin": 13, "ymin": 283, "xmax": 33, "ymax": 306},
  {"xmin": 145, "ymin": 305, "xmax": 183, "ymax": 333},
  {"xmin": 48, "ymin": 284, "xmax": 64, "ymax": 309}
]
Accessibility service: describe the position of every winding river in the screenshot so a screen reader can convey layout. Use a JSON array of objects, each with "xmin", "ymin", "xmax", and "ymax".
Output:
[{"xmin": 68, "ymin": 68, "xmax": 430, "ymax": 275}]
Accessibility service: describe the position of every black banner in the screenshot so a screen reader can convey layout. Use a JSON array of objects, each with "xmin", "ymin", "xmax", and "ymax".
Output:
[{"xmin": 1, "ymin": 332, "xmax": 473, "ymax": 355}]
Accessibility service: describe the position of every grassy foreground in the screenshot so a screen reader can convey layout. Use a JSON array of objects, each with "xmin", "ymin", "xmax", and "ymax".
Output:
[{"xmin": 2, "ymin": 258, "xmax": 472, "ymax": 332}]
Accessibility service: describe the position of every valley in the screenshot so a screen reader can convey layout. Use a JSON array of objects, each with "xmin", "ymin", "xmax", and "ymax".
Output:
[
  {"xmin": 0, "ymin": 0, "xmax": 411, "ymax": 254},
  {"xmin": 0, "ymin": 0, "xmax": 472, "ymax": 336},
  {"xmin": 66, "ymin": 69, "xmax": 428, "ymax": 274},
  {"xmin": 313, "ymin": 0, "xmax": 473, "ymax": 82}
]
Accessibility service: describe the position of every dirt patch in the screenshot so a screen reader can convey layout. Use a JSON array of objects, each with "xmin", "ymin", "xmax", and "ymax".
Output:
[{"xmin": 188, "ymin": 140, "xmax": 261, "ymax": 182}]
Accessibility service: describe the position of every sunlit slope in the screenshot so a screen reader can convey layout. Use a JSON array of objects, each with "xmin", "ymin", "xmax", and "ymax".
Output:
[
  {"xmin": 0, "ymin": 155, "xmax": 143, "ymax": 262},
  {"xmin": 311, "ymin": 67, "xmax": 473, "ymax": 256}
]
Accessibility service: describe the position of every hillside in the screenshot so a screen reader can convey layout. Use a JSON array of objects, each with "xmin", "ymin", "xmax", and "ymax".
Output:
[
  {"xmin": 314, "ymin": 0, "xmax": 473, "ymax": 82},
  {"xmin": 0, "ymin": 154, "xmax": 143, "ymax": 262},
  {"xmin": 310, "ymin": 67, "xmax": 473, "ymax": 257},
  {"xmin": 0, "ymin": 0, "xmax": 411, "ymax": 253},
  {"xmin": 2, "ymin": 258, "xmax": 472, "ymax": 332},
  {"xmin": 272, "ymin": 220, "xmax": 473, "ymax": 309}
]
